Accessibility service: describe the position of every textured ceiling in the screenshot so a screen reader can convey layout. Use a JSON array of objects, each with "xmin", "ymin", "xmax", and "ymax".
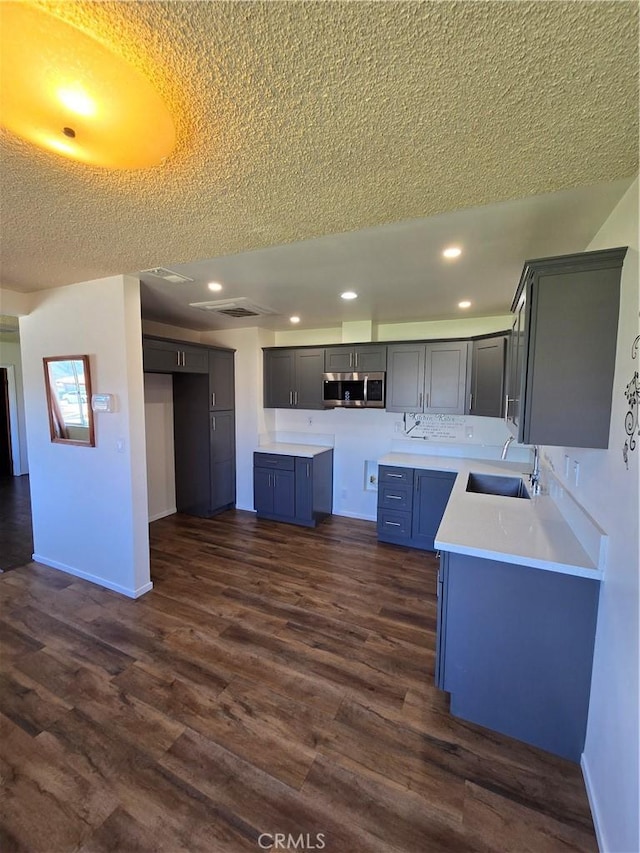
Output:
[{"xmin": 0, "ymin": 1, "xmax": 638, "ymax": 300}]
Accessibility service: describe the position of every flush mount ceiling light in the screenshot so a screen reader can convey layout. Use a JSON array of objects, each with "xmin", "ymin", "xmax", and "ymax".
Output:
[
  {"xmin": 0, "ymin": 4, "xmax": 175, "ymax": 169},
  {"xmin": 458, "ymin": 300, "xmax": 472, "ymax": 308},
  {"xmin": 443, "ymin": 246, "xmax": 462, "ymax": 259},
  {"xmin": 290, "ymin": 316, "xmax": 301, "ymax": 324},
  {"xmin": 207, "ymin": 282, "xmax": 223, "ymax": 292},
  {"xmin": 341, "ymin": 291, "xmax": 358, "ymax": 300}
]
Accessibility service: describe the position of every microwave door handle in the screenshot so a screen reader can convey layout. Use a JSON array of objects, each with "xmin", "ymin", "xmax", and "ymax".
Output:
[{"xmin": 363, "ymin": 374, "xmax": 368, "ymax": 405}]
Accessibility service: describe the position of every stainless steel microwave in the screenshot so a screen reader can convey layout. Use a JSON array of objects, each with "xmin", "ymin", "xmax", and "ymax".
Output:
[{"xmin": 322, "ymin": 372, "xmax": 385, "ymax": 408}]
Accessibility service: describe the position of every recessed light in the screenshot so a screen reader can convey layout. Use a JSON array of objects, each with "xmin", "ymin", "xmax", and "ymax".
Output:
[
  {"xmin": 341, "ymin": 291, "xmax": 358, "ymax": 300},
  {"xmin": 290, "ymin": 316, "xmax": 300, "ymax": 324},
  {"xmin": 207, "ymin": 281, "xmax": 223, "ymax": 292},
  {"xmin": 443, "ymin": 246, "xmax": 462, "ymax": 259},
  {"xmin": 458, "ymin": 300, "xmax": 472, "ymax": 309}
]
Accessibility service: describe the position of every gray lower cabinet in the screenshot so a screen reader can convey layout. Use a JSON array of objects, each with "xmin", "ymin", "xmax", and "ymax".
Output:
[
  {"xmin": 143, "ymin": 336, "xmax": 209, "ymax": 374},
  {"xmin": 436, "ymin": 550, "xmax": 600, "ymax": 761},
  {"xmin": 377, "ymin": 465, "xmax": 455, "ymax": 551},
  {"xmin": 209, "ymin": 348, "xmax": 235, "ymax": 411},
  {"xmin": 324, "ymin": 345, "xmax": 387, "ymax": 372},
  {"xmin": 263, "ymin": 348, "xmax": 324, "ymax": 409},
  {"xmin": 507, "ymin": 247, "xmax": 627, "ymax": 448},
  {"xmin": 470, "ymin": 336, "xmax": 507, "ymax": 417},
  {"xmin": 386, "ymin": 341, "xmax": 470, "ymax": 414},
  {"xmin": 253, "ymin": 450, "xmax": 333, "ymax": 527}
]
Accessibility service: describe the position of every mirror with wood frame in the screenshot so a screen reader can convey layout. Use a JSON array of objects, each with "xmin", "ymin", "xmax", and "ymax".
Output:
[{"xmin": 43, "ymin": 355, "xmax": 95, "ymax": 446}]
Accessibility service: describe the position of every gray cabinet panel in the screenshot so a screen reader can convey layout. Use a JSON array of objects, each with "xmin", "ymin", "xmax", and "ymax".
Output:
[
  {"xmin": 437, "ymin": 550, "xmax": 599, "ymax": 762},
  {"xmin": 143, "ymin": 336, "xmax": 208, "ymax": 374},
  {"xmin": 424, "ymin": 341, "xmax": 469, "ymax": 414},
  {"xmin": 377, "ymin": 465, "xmax": 453, "ymax": 552},
  {"xmin": 411, "ymin": 470, "xmax": 456, "ymax": 550},
  {"xmin": 294, "ymin": 349, "xmax": 324, "ymax": 409},
  {"xmin": 210, "ymin": 410, "xmax": 235, "ymax": 512},
  {"xmin": 386, "ymin": 345, "xmax": 425, "ymax": 412},
  {"xmin": 264, "ymin": 350, "xmax": 295, "ymax": 408},
  {"xmin": 470, "ymin": 336, "xmax": 507, "ymax": 417},
  {"xmin": 508, "ymin": 248, "xmax": 626, "ymax": 448},
  {"xmin": 209, "ymin": 349, "xmax": 235, "ymax": 411}
]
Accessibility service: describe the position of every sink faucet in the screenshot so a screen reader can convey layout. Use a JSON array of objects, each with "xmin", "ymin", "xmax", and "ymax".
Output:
[
  {"xmin": 530, "ymin": 446, "xmax": 542, "ymax": 495},
  {"xmin": 501, "ymin": 435, "xmax": 515, "ymax": 460}
]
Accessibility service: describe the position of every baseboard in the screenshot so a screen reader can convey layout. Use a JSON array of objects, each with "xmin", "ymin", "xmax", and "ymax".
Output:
[
  {"xmin": 32, "ymin": 554, "xmax": 153, "ymax": 599},
  {"xmin": 148, "ymin": 507, "xmax": 177, "ymax": 522},
  {"xmin": 581, "ymin": 753, "xmax": 605, "ymax": 853},
  {"xmin": 334, "ymin": 510, "xmax": 376, "ymax": 522}
]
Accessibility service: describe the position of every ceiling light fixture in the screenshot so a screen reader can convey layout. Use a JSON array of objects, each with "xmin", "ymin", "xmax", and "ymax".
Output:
[
  {"xmin": 0, "ymin": 4, "xmax": 175, "ymax": 169},
  {"xmin": 207, "ymin": 282, "xmax": 223, "ymax": 292},
  {"xmin": 443, "ymin": 246, "xmax": 462, "ymax": 259},
  {"xmin": 458, "ymin": 300, "xmax": 472, "ymax": 309},
  {"xmin": 290, "ymin": 316, "xmax": 301, "ymax": 324},
  {"xmin": 341, "ymin": 291, "xmax": 358, "ymax": 300}
]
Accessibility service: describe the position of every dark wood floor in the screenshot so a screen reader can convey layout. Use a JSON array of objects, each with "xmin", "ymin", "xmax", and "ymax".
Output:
[
  {"xmin": 0, "ymin": 475, "xmax": 33, "ymax": 572},
  {"xmin": 0, "ymin": 510, "xmax": 597, "ymax": 852}
]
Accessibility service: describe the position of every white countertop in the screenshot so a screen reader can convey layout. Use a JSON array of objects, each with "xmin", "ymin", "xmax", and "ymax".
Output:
[
  {"xmin": 256, "ymin": 442, "xmax": 333, "ymax": 458},
  {"xmin": 378, "ymin": 453, "xmax": 602, "ymax": 580}
]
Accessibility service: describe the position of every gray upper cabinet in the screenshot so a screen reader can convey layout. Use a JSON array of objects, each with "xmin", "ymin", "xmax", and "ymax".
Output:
[
  {"xmin": 324, "ymin": 345, "xmax": 387, "ymax": 372},
  {"xmin": 143, "ymin": 336, "xmax": 208, "ymax": 374},
  {"xmin": 470, "ymin": 335, "xmax": 507, "ymax": 418},
  {"xmin": 508, "ymin": 247, "xmax": 627, "ymax": 448},
  {"xmin": 264, "ymin": 348, "xmax": 324, "ymax": 409},
  {"xmin": 208, "ymin": 348, "xmax": 235, "ymax": 411},
  {"xmin": 387, "ymin": 341, "xmax": 469, "ymax": 414}
]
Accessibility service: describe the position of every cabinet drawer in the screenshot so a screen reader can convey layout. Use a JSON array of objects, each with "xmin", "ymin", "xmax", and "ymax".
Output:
[
  {"xmin": 378, "ymin": 482, "xmax": 413, "ymax": 511},
  {"xmin": 253, "ymin": 452, "xmax": 295, "ymax": 471},
  {"xmin": 377, "ymin": 509, "xmax": 412, "ymax": 541},
  {"xmin": 378, "ymin": 465, "xmax": 413, "ymax": 485}
]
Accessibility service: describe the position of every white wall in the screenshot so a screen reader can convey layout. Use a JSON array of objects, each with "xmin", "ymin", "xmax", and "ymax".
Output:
[
  {"xmin": 0, "ymin": 338, "xmax": 29, "ymax": 474},
  {"xmin": 144, "ymin": 373, "xmax": 176, "ymax": 521},
  {"xmin": 19, "ymin": 275, "xmax": 151, "ymax": 598},
  {"xmin": 543, "ymin": 179, "xmax": 639, "ymax": 853}
]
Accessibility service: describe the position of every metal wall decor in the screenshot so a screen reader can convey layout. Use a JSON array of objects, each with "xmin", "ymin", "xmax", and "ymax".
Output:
[{"xmin": 622, "ymin": 333, "xmax": 639, "ymax": 470}]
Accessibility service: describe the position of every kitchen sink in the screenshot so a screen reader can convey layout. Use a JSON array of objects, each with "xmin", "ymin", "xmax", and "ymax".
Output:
[{"xmin": 466, "ymin": 473, "xmax": 530, "ymax": 499}]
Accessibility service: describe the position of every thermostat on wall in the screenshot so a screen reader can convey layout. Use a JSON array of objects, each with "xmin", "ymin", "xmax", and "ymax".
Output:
[{"xmin": 91, "ymin": 394, "xmax": 115, "ymax": 413}]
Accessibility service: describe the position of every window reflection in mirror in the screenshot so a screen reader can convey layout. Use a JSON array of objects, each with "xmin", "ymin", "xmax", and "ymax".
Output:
[{"xmin": 43, "ymin": 355, "xmax": 95, "ymax": 446}]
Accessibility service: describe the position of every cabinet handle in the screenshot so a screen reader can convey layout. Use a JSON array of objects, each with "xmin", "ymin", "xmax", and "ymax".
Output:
[
  {"xmin": 211, "ymin": 392, "xmax": 216, "ymax": 408},
  {"xmin": 306, "ymin": 463, "xmax": 310, "ymax": 477},
  {"xmin": 425, "ymin": 392, "xmax": 429, "ymax": 408},
  {"xmin": 354, "ymin": 353, "xmax": 358, "ymax": 368},
  {"xmin": 176, "ymin": 351, "xmax": 181, "ymax": 367},
  {"xmin": 385, "ymin": 521, "xmax": 401, "ymax": 527},
  {"xmin": 268, "ymin": 474, "xmax": 271, "ymax": 487},
  {"xmin": 349, "ymin": 353, "xmax": 353, "ymax": 368},
  {"xmin": 289, "ymin": 390, "xmax": 293, "ymax": 406},
  {"xmin": 387, "ymin": 473, "xmax": 403, "ymax": 478},
  {"xmin": 294, "ymin": 390, "xmax": 298, "ymax": 406},
  {"xmin": 211, "ymin": 416, "xmax": 216, "ymax": 431},
  {"xmin": 388, "ymin": 494, "xmax": 402, "ymax": 500},
  {"xmin": 419, "ymin": 392, "xmax": 423, "ymax": 409},
  {"xmin": 468, "ymin": 393, "xmax": 473, "ymax": 412}
]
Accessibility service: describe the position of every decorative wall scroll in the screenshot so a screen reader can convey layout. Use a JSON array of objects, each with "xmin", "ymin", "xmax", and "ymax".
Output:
[{"xmin": 622, "ymin": 333, "xmax": 639, "ymax": 470}]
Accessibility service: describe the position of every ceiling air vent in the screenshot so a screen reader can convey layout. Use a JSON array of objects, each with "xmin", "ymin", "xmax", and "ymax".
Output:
[
  {"xmin": 189, "ymin": 298, "xmax": 277, "ymax": 318},
  {"xmin": 142, "ymin": 267, "xmax": 194, "ymax": 284}
]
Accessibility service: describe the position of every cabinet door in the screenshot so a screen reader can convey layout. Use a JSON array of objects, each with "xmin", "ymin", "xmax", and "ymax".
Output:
[
  {"xmin": 253, "ymin": 467, "xmax": 274, "ymax": 514},
  {"xmin": 294, "ymin": 349, "xmax": 324, "ymax": 409},
  {"xmin": 295, "ymin": 457, "xmax": 313, "ymax": 521},
  {"xmin": 272, "ymin": 470, "xmax": 295, "ymax": 517},
  {"xmin": 424, "ymin": 341, "xmax": 469, "ymax": 414},
  {"xmin": 143, "ymin": 338, "xmax": 182, "ymax": 373},
  {"xmin": 470, "ymin": 336, "xmax": 506, "ymax": 417},
  {"xmin": 353, "ymin": 346, "xmax": 387, "ymax": 372},
  {"xmin": 506, "ymin": 292, "xmax": 527, "ymax": 433},
  {"xmin": 264, "ymin": 350, "xmax": 295, "ymax": 408},
  {"xmin": 386, "ymin": 344, "xmax": 426, "ymax": 412},
  {"xmin": 411, "ymin": 470, "xmax": 456, "ymax": 551},
  {"xmin": 181, "ymin": 345, "xmax": 209, "ymax": 374},
  {"xmin": 324, "ymin": 348, "xmax": 353, "ymax": 371},
  {"xmin": 209, "ymin": 350, "xmax": 235, "ymax": 411},
  {"xmin": 210, "ymin": 410, "xmax": 235, "ymax": 511}
]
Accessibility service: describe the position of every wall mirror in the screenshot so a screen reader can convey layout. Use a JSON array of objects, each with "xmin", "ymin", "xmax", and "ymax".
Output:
[{"xmin": 43, "ymin": 355, "xmax": 95, "ymax": 446}]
